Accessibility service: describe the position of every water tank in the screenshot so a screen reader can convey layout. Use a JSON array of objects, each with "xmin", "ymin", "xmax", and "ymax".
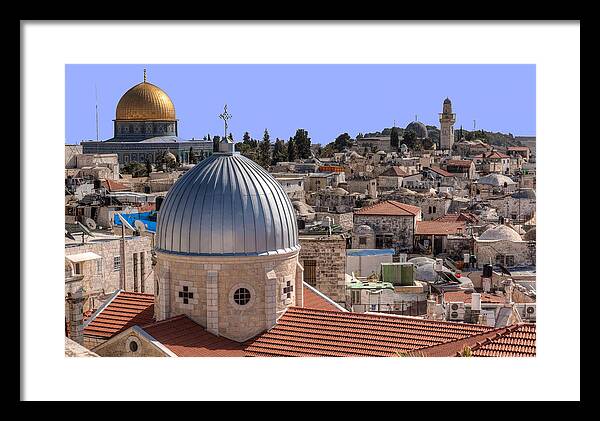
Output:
[
  {"xmin": 483, "ymin": 264, "xmax": 493, "ymax": 278},
  {"xmin": 463, "ymin": 253, "xmax": 470, "ymax": 263},
  {"xmin": 471, "ymin": 293, "xmax": 481, "ymax": 311},
  {"xmin": 434, "ymin": 258, "xmax": 443, "ymax": 272},
  {"xmin": 155, "ymin": 196, "xmax": 164, "ymax": 212},
  {"xmin": 398, "ymin": 253, "xmax": 407, "ymax": 263}
]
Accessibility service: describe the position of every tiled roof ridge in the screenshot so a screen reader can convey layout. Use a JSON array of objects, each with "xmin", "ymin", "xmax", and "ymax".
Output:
[
  {"xmin": 141, "ymin": 314, "xmax": 187, "ymax": 329},
  {"xmin": 407, "ymin": 326, "xmax": 511, "ymax": 357},
  {"xmin": 467, "ymin": 323, "xmax": 536, "ymax": 356},
  {"xmin": 287, "ymin": 306, "xmax": 493, "ymax": 330},
  {"xmin": 388, "ymin": 200, "xmax": 421, "ymax": 214}
]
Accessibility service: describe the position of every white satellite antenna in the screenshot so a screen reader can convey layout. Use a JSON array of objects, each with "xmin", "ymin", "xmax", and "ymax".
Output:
[
  {"xmin": 116, "ymin": 213, "xmax": 136, "ymax": 232},
  {"xmin": 85, "ymin": 217, "xmax": 97, "ymax": 230},
  {"xmin": 134, "ymin": 219, "xmax": 147, "ymax": 233}
]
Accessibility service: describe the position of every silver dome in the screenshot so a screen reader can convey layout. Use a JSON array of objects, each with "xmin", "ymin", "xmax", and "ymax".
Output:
[
  {"xmin": 405, "ymin": 121, "xmax": 428, "ymax": 139},
  {"xmin": 156, "ymin": 152, "xmax": 299, "ymax": 256}
]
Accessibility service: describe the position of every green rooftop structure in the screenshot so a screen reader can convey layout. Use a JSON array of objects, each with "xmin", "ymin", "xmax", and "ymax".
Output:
[{"xmin": 381, "ymin": 262, "xmax": 415, "ymax": 286}]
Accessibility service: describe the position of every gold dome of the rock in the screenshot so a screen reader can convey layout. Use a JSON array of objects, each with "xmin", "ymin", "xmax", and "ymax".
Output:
[{"xmin": 115, "ymin": 81, "xmax": 176, "ymax": 121}]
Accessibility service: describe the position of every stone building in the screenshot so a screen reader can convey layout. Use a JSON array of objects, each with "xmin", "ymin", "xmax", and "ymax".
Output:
[
  {"xmin": 474, "ymin": 224, "xmax": 534, "ymax": 268},
  {"xmin": 354, "ymin": 200, "xmax": 422, "ymax": 252},
  {"xmin": 153, "ymin": 139, "xmax": 303, "ymax": 343},
  {"xmin": 298, "ymin": 235, "xmax": 347, "ymax": 305},
  {"xmin": 445, "ymin": 159, "xmax": 476, "ymax": 180},
  {"xmin": 344, "ymin": 175, "xmax": 378, "ymax": 198},
  {"xmin": 352, "ymin": 224, "xmax": 376, "ymax": 249},
  {"xmin": 439, "ymin": 98, "xmax": 456, "ymax": 151},
  {"xmin": 81, "ymin": 70, "xmax": 213, "ymax": 165},
  {"xmin": 307, "ymin": 186, "xmax": 359, "ymax": 213},
  {"xmin": 377, "ymin": 166, "xmax": 407, "ymax": 190}
]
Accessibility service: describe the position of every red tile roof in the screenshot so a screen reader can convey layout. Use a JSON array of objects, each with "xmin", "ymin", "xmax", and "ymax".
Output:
[
  {"xmin": 435, "ymin": 212, "xmax": 479, "ymax": 224},
  {"xmin": 83, "ymin": 291, "xmax": 155, "ymax": 339},
  {"xmin": 486, "ymin": 151, "xmax": 510, "ymax": 159},
  {"xmin": 244, "ymin": 307, "xmax": 493, "ymax": 357},
  {"xmin": 404, "ymin": 323, "xmax": 536, "ymax": 357},
  {"xmin": 141, "ymin": 315, "xmax": 246, "ymax": 357},
  {"xmin": 379, "ymin": 166, "xmax": 408, "ymax": 177},
  {"xmin": 355, "ymin": 200, "xmax": 421, "ymax": 217},
  {"xmin": 428, "ymin": 166, "xmax": 455, "ymax": 177},
  {"xmin": 507, "ymin": 146, "xmax": 529, "ymax": 152},
  {"xmin": 302, "ymin": 284, "xmax": 345, "ymax": 312},
  {"xmin": 446, "ymin": 160, "xmax": 473, "ymax": 168},
  {"xmin": 102, "ymin": 179, "xmax": 130, "ymax": 192},
  {"xmin": 415, "ymin": 221, "xmax": 466, "ymax": 236},
  {"xmin": 469, "ymin": 323, "xmax": 536, "ymax": 357},
  {"xmin": 443, "ymin": 290, "xmax": 506, "ymax": 304}
]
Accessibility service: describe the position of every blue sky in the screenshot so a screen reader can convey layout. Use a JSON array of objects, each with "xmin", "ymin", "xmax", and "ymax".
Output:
[{"xmin": 65, "ymin": 64, "xmax": 535, "ymax": 145}]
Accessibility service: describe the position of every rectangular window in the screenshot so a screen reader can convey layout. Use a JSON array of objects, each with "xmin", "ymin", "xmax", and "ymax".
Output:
[
  {"xmin": 96, "ymin": 258, "xmax": 103, "ymax": 275},
  {"xmin": 351, "ymin": 290, "xmax": 361, "ymax": 304},
  {"xmin": 505, "ymin": 255, "xmax": 515, "ymax": 267},
  {"xmin": 113, "ymin": 256, "xmax": 121, "ymax": 271},
  {"xmin": 495, "ymin": 254, "xmax": 505, "ymax": 265},
  {"xmin": 133, "ymin": 253, "xmax": 139, "ymax": 292},
  {"xmin": 304, "ymin": 260, "xmax": 317, "ymax": 287},
  {"xmin": 74, "ymin": 262, "xmax": 82, "ymax": 275},
  {"xmin": 359, "ymin": 237, "xmax": 367, "ymax": 245},
  {"xmin": 140, "ymin": 252, "xmax": 145, "ymax": 293}
]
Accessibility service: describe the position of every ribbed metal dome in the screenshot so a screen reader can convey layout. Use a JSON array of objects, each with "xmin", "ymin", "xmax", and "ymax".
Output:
[
  {"xmin": 156, "ymin": 152, "xmax": 299, "ymax": 256},
  {"xmin": 405, "ymin": 121, "xmax": 428, "ymax": 139}
]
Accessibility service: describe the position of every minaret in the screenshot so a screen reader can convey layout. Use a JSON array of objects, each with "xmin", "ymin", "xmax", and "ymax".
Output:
[{"xmin": 439, "ymin": 97, "xmax": 456, "ymax": 151}]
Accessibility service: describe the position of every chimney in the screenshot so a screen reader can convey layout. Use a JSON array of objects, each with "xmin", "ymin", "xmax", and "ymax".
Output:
[
  {"xmin": 471, "ymin": 292, "xmax": 481, "ymax": 324},
  {"xmin": 66, "ymin": 289, "xmax": 85, "ymax": 345}
]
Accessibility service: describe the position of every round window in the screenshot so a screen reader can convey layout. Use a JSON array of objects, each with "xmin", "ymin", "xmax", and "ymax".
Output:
[
  {"xmin": 233, "ymin": 288, "xmax": 251, "ymax": 306},
  {"xmin": 128, "ymin": 339, "xmax": 139, "ymax": 352}
]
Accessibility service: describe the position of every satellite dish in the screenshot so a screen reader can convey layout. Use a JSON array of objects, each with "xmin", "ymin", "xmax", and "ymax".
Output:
[
  {"xmin": 116, "ymin": 213, "xmax": 136, "ymax": 231},
  {"xmin": 85, "ymin": 218, "xmax": 97, "ymax": 230},
  {"xmin": 77, "ymin": 221, "xmax": 95, "ymax": 237},
  {"xmin": 134, "ymin": 219, "xmax": 147, "ymax": 232}
]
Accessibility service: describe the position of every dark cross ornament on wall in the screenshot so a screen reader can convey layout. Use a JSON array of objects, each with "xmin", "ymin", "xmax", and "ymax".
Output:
[
  {"xmin": 179, "ymin": 285, "xmax": 194, "ymax": 304},
  {"xmin": 283, "ymin": 281, "xmax": 294, "ymax": 299}
]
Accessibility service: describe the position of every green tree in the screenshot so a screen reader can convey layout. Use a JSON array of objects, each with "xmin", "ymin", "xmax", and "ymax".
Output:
[
  {"xmin": 212, "ymin": 135, "xmax": 221, "ymax": 152},
  {"xmin": 287, "ymin": 137, "xmax": 297, "ymax": 162},
  {"xmin": 333, "ymin": 132, "xmax": 351, "ymax": 152},
  {"xmin": 272, "ymin": 138, "xmax": 287, "ymax": 165},
  {"xmin": 390, "ymin": 127, "xmax": 400, "ymax": 149},
  {"xmin": 293, "ymin": 128, "xmax": 311, "ymax": 159},
  {"xmin": 145, "ymin": 159, "xmax": 153, "ymax": 175},
  {"xmin": 402, "ymin": 130, "xmax": 417, "ymax": 150},
  {"xmin": 258, "ymin": 128, "xmax": 272, "ymax": 168},
  {"xmin": 188, "ymin": 147, "xmax": 198, "ymax": 164},
  {"xmin": 122, "ymin": 162, "xmax": 148, "ymax": 178}
]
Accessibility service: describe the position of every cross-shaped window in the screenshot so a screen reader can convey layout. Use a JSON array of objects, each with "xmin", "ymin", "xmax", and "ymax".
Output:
[
  {"xmin": 178, "ymin": 286, "xmax": 194, "ymax": 304},
  {"xmin": 283, "ymin": 281, "xmax": 294, "ymax": 299}
]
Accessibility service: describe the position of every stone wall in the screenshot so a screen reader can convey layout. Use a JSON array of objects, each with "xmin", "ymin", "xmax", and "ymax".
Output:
[
  {"xmin": 474, "ymin": 240, "xmax": 534, "ymax": 267},
  {"xmin": 93, "ymin": 328, "xmax": 168, "ymax": 357},
  {"xmin": 65, "ymin": 234, "xmax": 155, "ymax": 311},
  {"xmin": 353, "ymin": 214, "xmax": 416, "ymax": 251},
  {"xmin": 299, "ymin": 235, "xmax": 347, "ymax": 303},
  {"xmin": 154, "ymin": 250, "xmax": 301, "ymax": 343}
]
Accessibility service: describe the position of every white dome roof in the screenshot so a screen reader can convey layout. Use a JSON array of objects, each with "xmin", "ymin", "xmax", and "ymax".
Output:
[
  {"xmin": 355, "ymin": 224, "xmax": 374, "ymax": 235},
  {"xmin": 156, "ymin": 152, "xmax": 299, "ymax": 256},
  {"xmin": 479, "ymin": 224, "xmax": 523, "ymax": 242},
  {"xmin": 477, "ymin": 173, "xmax": 516, "ymax": 187}
]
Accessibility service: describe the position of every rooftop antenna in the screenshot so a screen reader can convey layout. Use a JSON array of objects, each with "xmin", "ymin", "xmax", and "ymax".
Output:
[
  {"xmin": 415, "ymin": 114, "xmax": 418, "ymax": 122},
  {"xmin": 143, "ymin": 68, "xmax": 147, "ymax": 83},
  {"xmin": 95, "ymin": 84, "xmax": 99, "ymax": 141},
  {"xmin": 473, "ymin": 119, "xmax": 476, "ymax": 130}
]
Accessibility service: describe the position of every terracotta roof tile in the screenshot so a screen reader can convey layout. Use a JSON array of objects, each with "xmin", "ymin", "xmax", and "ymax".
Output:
[
  {"xmin": 470, "ymin": 323, "xmax": 536, "ymax": 357},
  {"xmin": 355, "ymin": 200, "xmax": 421, "ymax": 217},
  {"xmin": 379, "ymin": 166, "xmax": 408, "ymax": 177},
  {"xmin": 303, "ymin": 285, "xmax": 344, "ymax": 312},
  {"xmin": 102, "ymin": 179, "xmax": 130, "ymax": 192},
  {"xmin": 83, "ymin": 291, "xmax": 155, "ymax": 339},
  {"xmin": 435, "ymin": 212, "xmax": 479, "ymax": 224},
  {"xmin": 443, "ymin": 291, "xmax": 506, "ymax": 304},
  {"xmin": 416, "ymin": 221, "xmax": 466, "ymax": 235},
  {"xmin": 244, "ymin": 307, "xmax": 493, "ymax": 357},
  {"xmin": 141, "ymin": 315, "xmax": 246, "ymax": 357},
  {"xmin": 446, "ymin": 160, "xmax": 473, "ymax": 168},
  {"xmin": 428, "ymin": 166, "xmax": 455, "ymax": 177}
]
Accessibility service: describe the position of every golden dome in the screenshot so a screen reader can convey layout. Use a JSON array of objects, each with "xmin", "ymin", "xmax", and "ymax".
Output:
[{"xmin": 115, "ymin": 81, "xmax": 176, "ymax": 121}]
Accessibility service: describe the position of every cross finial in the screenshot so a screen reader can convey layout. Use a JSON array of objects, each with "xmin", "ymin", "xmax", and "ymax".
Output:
[
  {"xmin": 143, "ymin": 68, "xmax": 147, "ymax": 83},
  {"xmin": 219, "ymin": 104, "xmax": 233, "ymax": 139}
]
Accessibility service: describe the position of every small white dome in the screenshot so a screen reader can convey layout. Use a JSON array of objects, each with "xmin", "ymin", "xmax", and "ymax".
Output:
[
  {"xmin": 355, "ymin": 224, "xmax": 374, "ymax": 235},
  {"xmin": 477, "ymin": 173, "xmax": 516, "ymax": 187},
  {"xmin": 479, "ymin": 224, "xmax": 523, "ymax": 242}
]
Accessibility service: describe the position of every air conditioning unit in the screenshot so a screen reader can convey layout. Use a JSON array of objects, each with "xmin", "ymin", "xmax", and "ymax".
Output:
[
  {"xmin": 523, "ymin": 303, "xmax": 536, "ymax": 320},
  {"xmin": 447, "ymin": 302, "xmax": 465, "ymax": 320}
]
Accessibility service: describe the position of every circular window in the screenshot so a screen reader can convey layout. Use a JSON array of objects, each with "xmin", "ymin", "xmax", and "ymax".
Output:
[
  {"xmin": 129, "ymin": 340, "xmax": 138, "ymax": 352},
  {"xmin": 233, "ymin": 288, "xmax": 251, "ymax": 306},
  {"xmin": 126, "ymin": 336, "xmax": 141, "ymax": 354}
]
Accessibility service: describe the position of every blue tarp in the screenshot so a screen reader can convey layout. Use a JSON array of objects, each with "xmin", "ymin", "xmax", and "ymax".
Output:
[
  {"xmin": 346, "ymin": 249, "xmax": 395, "ymax": 257},
  {"xmin": 114, "ymin": 211, "xmax": 156, "ymax": 233}
]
